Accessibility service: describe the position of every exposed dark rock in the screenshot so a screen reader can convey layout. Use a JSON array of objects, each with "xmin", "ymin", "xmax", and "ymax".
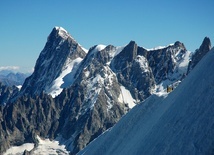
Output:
[
  {"xmin": 0, "ymin": 82, "xmax": 19, "ymax": 105},
  {"xmin": 187, "ymin": 37, "xmax": 211, "ymax": 74}
]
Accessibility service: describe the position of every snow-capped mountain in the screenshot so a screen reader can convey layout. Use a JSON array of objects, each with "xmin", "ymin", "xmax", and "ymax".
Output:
[
  {"xmin": 20, "ymin": 27, "xmax": 87, "ymax": 97},
  {"xmin": 79, "ymin": 48, "xmax": 214, "ymax": 155},
  {"xmin": 0, "ymin": 27, "xmax": 209, "ymax": 154}
]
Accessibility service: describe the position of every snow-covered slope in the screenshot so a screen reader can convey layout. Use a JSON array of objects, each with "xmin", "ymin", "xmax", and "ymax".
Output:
[
  {"xmin": 4, "ymin": 135, "xmax": 69, "ymax": 155},
  {"xmin": 79, "ymin": 47, "xmax": 214, "ymax": 155}
]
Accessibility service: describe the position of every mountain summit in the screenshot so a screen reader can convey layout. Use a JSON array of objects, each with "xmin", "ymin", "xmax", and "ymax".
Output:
[
  {"xmin": 20, "ymin": 27, "xmax": 87, "ymax": 97},
  {"xmin": 187, "ymin": 37, "xmax": 211, "ymax": 73}
]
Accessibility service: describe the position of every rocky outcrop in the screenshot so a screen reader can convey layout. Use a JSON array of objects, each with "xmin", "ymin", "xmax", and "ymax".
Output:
[
  {"xmin": 0, "ymin": 93, "xmax": 60, "ymax": 153},
  {"xmin": 111, "ymin": 41, "xmax": 155, "ymax": 101},
  {"xmin": 187, "ymin": 37, "xmax": 211, "ymax": 74},
  {"xmin": 0, "ymin": 82, "xmax": 19, "ymax": 105},
  {"xmin": 138, "ymin": 41, "xmax": 189, "ymax": 84}
]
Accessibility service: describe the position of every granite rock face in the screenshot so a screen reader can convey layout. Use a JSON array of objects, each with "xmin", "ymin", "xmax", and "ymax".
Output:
[
  {"xmin": 187, "ymin": 37, "xmax": 211, "ymax": 73},
  {"xmin": 111, "ymin": 41, "xmax": 155, "ymax": 101}
]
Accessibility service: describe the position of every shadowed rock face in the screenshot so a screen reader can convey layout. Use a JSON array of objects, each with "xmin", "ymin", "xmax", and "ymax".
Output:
[
  {"xmin": 0, "ymin": 27, "xmax": 198, "ymax": 154},
  {"xmin": 111, "ymin": 41, "xmax": 155, "ymax": 101},
  {"xmin": 187, "ymin": 37, "xmax": 211, "ymax": 74},
  {"xmin": 0, "ymin": 82, "xmax": 19, "ymax": 105}
]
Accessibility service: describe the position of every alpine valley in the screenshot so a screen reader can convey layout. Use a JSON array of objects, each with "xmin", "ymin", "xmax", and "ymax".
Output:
[{"xmin": 0, "ymin": 27, "xmax": 212, "ymax": 155}]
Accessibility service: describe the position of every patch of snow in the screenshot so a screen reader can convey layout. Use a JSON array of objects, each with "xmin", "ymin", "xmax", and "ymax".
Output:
[
  {"xmin": 46, "ymin": 57, "xmax": 83, "ymax": 98},
  {"xmin": 87, "ymin": 44, "xmax": 107, "ymax": 60},
  {"xmin": 55, "ymin": 133, "xmax": 79, "ymax": 153},
  {"xmin": 78, "ymin": 43, "xmax": 88, "ymax": 53},
  {"xmin": 118, "ymin": 86, "xmax": 136, "ymax": 108},
  {"xmin": 178, "ymin": 50, "xmax": 191, "ymax": 72},
  {"xmin": 152, "ymin": 83, "xmax": 168, "ymax": 97},
  {"xmin": 16, "ymin": 85, "xmax": 22, "ymax": 91},
  {"xmin": 106, "ymin": 46, "xmax": 125, "ymax": 65},
  {"xmin": 4, "ymin": 143, "xmax": 34, "ymax": 155},
  {"xmin": 82, "ymin": 66, "xmax": 117, "ymax": 113},
  {"xmin": 84, "ymin": 70, "xmax": 90, "ymax": 78},
  {"xmin": 32, "ymin": 135, "xmax": 69, "ymax": 155},
  {"xmin": 135, "ymin": 55, "xmax": 150, "ymax": 72},
  {"xmin": 108, "ymin": 46, "xmax": 125, "ymax": 58},
  {"xmin": 54, "ymin": 26, "xmax": 70, "ymax": 40},
  {"xmin": 55, "ymin": 26, "xmax": 67, "ymax": 33},
  {"xmin": 94, "ymin": 44, "xmax": 106, "ymax": 51},
  {"xmin": 145, "ymin": 43, "xmax": 174, "ymax": 51}
]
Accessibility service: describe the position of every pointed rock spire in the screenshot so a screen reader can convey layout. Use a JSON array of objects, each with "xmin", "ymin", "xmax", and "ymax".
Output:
[{"xmin": 187, "ymin": 37, "xmax": 212, "ymax": 74}]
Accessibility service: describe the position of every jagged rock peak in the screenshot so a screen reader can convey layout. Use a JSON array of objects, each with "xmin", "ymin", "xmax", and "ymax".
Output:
[
  {"xmin": 199, "ymin": 36, "xmax": 211, "ymax": 52},
  {"xmin": 48, "ymin": 26, "xmax": 72, "ymax": 41},
  {"xmin": 19, "ymin": 26, "xmax": 87, "ymax": 97},
  {"xmin": 174, "ymin": 41, "xmax": 186, "ymax": 49},
  {"xmin": 187, "ymin": 37, "xmax": 211, "ymax": 74}
]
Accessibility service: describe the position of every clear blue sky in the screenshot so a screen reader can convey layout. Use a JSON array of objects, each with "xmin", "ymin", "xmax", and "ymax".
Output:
[{"xmin": 0, "ymin": 0, "xmax": 213, "ymax": 72}]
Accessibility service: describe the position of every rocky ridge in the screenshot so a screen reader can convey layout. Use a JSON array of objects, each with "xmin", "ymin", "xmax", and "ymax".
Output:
[
  {"xmin": 0, "ymin": 27, "xmax": 210, "ymax": 154},
  {"xmin": 187, "ymin": 37, "xmax": 211, "ymax": 74}
]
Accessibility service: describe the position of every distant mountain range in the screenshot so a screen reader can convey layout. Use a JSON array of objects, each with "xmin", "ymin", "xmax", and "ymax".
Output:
[
  {"xmin": 0, "ymin": 71, "xmax": 30, "ymax": 86},
  {"xmin": 0, "ymin": 27, "xmax": 212, "ymax": 154}
]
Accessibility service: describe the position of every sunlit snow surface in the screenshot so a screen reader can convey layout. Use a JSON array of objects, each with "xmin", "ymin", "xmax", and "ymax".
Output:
[
  {"xmin": 4, "ymin": 136, "xmax": 69, "ymax": 155},
  {"xmin": 118, "ymin": 86, "xmax": 136, "ymax": 108},
  {"xmin": 79, "ymin": 48, "xmax": 214, "ymax": 155},
  {"xmin": 16, "ymin": 85, "xmax": 22, "ymax": 91},
  {"xmin": 33, "ymin": 136, "xmax": 69, "ymax": 155},
  {"xmin": 4, "ymin": 143, "xmax": 34, "ymax": 155},
  {"xmin": 144, "ymin": 43, "xmax": 174, "ymax": 51},
  {"xmin": 46, "ymin": 57, "xmax": 83, "ymax": 98}
]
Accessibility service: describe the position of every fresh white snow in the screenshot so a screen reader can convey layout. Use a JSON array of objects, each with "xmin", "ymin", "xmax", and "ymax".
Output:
[
  {"xmin": 16, "ymin": 85, "xmax": 22, "ymax": 91},
  {"xmin": 135, "ymin": 55, "xmax": 150, "ymax": 73},
  {"xmin": 108, "ymin": 46, "xmax": 125, "ymax": 58},
  {"xmin": 144, "ymin": 43, "xmax": 174, "ymax": 51},
  {"xmin": 33, "ymin": 136, "xmax": 69, "ymax": 155},
  {"xmin": 79, "ymin": 48, "xmax": 214, "ymax": 155},
  {"xmin": 94, "ymin": 44, "xmax": 106, "ymax": 51},
  {"xmin": 46, "ymin": 57, "xmax": 83, "ymax": 98},
  {"xmin": 118, "ymin": 86, "xmax": 136, "ymax": 108},
  {"xmin": 54, "ymin": 26, "xmax": 70, "ymax": 40},
  {"xmin": 78, "ymin": 43, "xmax": 88, "ymax": 53},
  {"xmin": 4, "ymin": 135, "xmax": 69, "ymax": 155},
  {"xmin": 4, "ymin": 143, "xmax": 34, "ymax": 155}
]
